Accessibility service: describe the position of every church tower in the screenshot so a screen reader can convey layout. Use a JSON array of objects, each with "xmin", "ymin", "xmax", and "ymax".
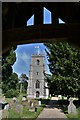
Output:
[{"xmin": 27, "ymin": 53, "xmax": 49, "ymax": 98}]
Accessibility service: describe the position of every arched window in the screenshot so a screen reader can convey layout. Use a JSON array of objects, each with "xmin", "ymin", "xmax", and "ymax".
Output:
[
  {"xmin": 35, "ymin": 80, "xmax": 40, "ymax": 89},
  {"xmin": 36, "ymin": 59, "xmax": 40, "ymax": 65},
  {"xmin": 37, "ymin": 72, "xmax": 39, "ymax": 75}
]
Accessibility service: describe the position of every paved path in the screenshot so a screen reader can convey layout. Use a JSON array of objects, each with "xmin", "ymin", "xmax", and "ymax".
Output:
[{"xmin": 37, "ymin": 97, "xmax": 68, "ymax": 119}]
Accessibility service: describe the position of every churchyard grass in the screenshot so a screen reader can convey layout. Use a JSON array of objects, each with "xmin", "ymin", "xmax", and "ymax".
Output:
[
  {"xmin": 22, "ymin": 106, "xmax": 43, "ymax": 118},
  {"xmin": 5, "ymin": 98, "xmax": 12, "ymax": 103},
  {"xmin": 8, "ymin": 107, "xmax": 21, "ymax": 118},
  {"xmin": 8, "ymin": 105, "xmax": 43, "ymax": 119}
]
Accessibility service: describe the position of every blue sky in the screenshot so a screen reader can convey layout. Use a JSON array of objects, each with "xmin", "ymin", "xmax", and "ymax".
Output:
[
  {"xmin": 12, "ymin": 43, "xmax": 50, "ymax": 77},
  {"xmin": 12, "ymin": 7, "xmax": 65, "ymax": 77}
]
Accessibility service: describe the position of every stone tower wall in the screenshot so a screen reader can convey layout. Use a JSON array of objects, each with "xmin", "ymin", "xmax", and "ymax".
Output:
[{"xmin": 27, "ymin": 54, "xmax": 48, "ymax": 98}]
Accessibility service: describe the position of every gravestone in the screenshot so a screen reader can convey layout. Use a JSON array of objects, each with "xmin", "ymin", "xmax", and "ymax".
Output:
[
  {"xmin": 22, "ymin": 96, "xmax": 27, "ymax": 107},
  {"xmin": 1, "ymin": 96, "xmax": 6, "ymax": 103},
  {"xmin": 29, "ymin": 100, "xmax": 32, "ymax": 108},
  {"xmin": 16, "ymin": 104, "xmax": 23, "ymax": 114},
  {"xmin": 12, "ymin": 97, "xmax": 17, "ymax": 103},
  {"xmin": 28, "ymin": 99, "xmax": 30, "ymax": 103},
  {"xmin": 31, "ymin": 102, "xmax": 34, "ymax": 108},
  {"xmin": 38, "ymin": 100, "xmax": 41, "ymax": 106},
  {"xmin": 50, "ymin": 94, "xmax": 51, "ymax": 97},
  {"xmin": 29, "ymin": 100, "xmax": 35, "ymax": 112},
  {"xmin": 68, "ymin": 97, "xmax": 77, "ymax": 114},
  {"xmin": 9, "ymin": 101, "xmax": 14, "ymax": 109},
  {"xmin": 22, "ymin": 96, "xmax": 26, "ymax": 102},
  {"xmin": 15, "ymin": 100, "xmax": 19, "ymax": 106},
  {"xmin": 58, "ymin": 95, "xmax": 62, "ymax": 100},
  {"xmin": 4, "ymin": 103, "xmax": 10, "ymax": 110},
  {"xmin": 2, "ymin": 109, "xmax": 8, "ymax": 118}
]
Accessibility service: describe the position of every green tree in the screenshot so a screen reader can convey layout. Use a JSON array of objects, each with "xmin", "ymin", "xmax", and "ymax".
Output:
[
  {"xmin": 19, "ymin": 73, "xmax": 28, "ymax": 93},
  {"xmin": 2, "ymin": 47, "xmax": 18, "ymax": 96},
  {"xmin": 45, "ymin": 42, "xmax": 80, "ymax": 97},
  {"xmin": 7, "ymin": 73, "xmax": 19, "ymax": 90}
]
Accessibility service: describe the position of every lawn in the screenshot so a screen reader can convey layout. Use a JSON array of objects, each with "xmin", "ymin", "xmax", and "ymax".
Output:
[
  {"xmin": 22, "ymin": 106, "xmax": 43, "ymax": 118},
  {"xmin": 8, "ymin": 105, "xmax": 43, "ymax": 119}
]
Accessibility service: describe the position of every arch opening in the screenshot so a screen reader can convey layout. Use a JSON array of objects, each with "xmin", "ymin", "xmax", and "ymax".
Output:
[
  {"xmin": 36, "ymin": 59, "xmax": 40, "ymax": 65},
  {"xmin": 36, "ymin": 91, "xmax": 40, "ymax": 98},
  {"xmin": 35, "ymin": 80, "xmax": 40, "ymax": 89}
]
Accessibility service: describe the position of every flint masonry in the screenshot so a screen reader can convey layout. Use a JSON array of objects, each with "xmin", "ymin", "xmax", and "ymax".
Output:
[{"xmin": 27, "ymin": 54, "xmax": 49, "ymax": 98}]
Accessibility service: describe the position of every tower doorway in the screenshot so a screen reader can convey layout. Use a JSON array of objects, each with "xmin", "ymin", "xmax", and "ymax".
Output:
[{"xmin": 36, "ymin": 91, "xmax": 40, "ymax": 98}]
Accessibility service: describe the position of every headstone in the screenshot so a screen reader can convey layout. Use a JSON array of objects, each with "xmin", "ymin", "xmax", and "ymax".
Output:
[
  {"xmin": 16, "ymin": 104, "xmax": 23, "ymax": 114},
  {"xmin": 58, "ymin": 95, "xmax": 62, "ymax": 100},
  {"xmin": 29, "ymin": 101, "xmax": 35, "ymax": 112},
  {"xmin": 38, "ymin": 100, "xmax": 41, "ymax": 106},
  {"xmin": 4, "ymin": 103, "xmax": 10, "ymax": 110},
  {"xmin": 50, "ymin": 94, "xmax": 51, "ymax": 97},
  {"xmin": 35, "ymin": 107, "xmax": 37, "ymax": 112},
  {"xmin": 22, "ymin": 96, "xmax": 26, "ymax": 102},
  {"xmin": 1, "ymin": 96, "xmax": 6, "ymax": 103},
  {"xmin": 31, "ymin": 102, "xmax": 34, "ymax": 108},
  {"xmin": 68, "ymin": 97, "xmax": 77, "ymax": 114},
  {"xmin": 22, "ymin": 101, "xmax": 27, "ymax": 107},
  {"xmin": 12, "ymin": 97, "xmax": 17, "ymax": 103},
  {"xmin": 2, "ymin": 109, "xmax": 8, "ymax": 118},
  {"xmin": 15, "ymin": 99, "xmax": 19, "ymax": 105},
  {"xmin": 34, "ymin": 100, "xmax": 38, "ymax": 108},
  {"xmin": 29, "ymin": 100, "xmax": 32, "ymax": 108},
  {"xmin": 28, "ymin": 99, "xmax": 30, "ymax": 104}
]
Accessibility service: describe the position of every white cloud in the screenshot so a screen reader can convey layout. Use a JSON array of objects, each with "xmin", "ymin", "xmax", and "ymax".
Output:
[
  {"xmin": 12, "ymin": 52, "xmax": 31, "ymax": 76},
  {"xmin": 17, "ymin": 52, "xmax": 31, "ymax": 64}
]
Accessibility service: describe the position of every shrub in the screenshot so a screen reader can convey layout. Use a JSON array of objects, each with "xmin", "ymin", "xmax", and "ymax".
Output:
[{"xmin": 5, "ymin": 89, "xmax": 19, "ymax": 98}]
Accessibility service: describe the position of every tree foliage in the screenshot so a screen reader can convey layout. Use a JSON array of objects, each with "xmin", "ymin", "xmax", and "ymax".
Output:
[
  {"xmin": 2, "ymin": 48, "xmax": 19, "ymax": 97},
  {"xmin": 45, "ymin": 42, "xmax": 80, "ymax": 97},
  {"xmin": 19, "ymin": 73, "xmax": 28, "ymax": 93}
]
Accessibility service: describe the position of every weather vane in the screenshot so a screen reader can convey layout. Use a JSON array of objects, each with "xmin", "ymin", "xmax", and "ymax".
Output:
[{"xmin": 35, "ymin": 46, "xmax": 40, "ymax": 55}]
